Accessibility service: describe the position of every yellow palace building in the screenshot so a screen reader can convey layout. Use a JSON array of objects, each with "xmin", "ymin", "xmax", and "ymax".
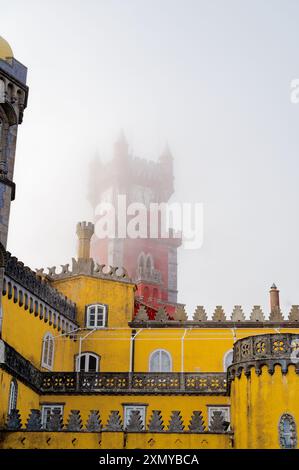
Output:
[{"xmin": 1, "ymin": 35, "xmax": 299, "ymax": 450}]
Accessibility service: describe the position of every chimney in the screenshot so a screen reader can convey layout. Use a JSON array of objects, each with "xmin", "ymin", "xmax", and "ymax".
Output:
[
  {"xmin": 270, "ymin": 283, "xmax": 280, "ymax": 312},
  {"xmin": 76, "ymin": 221, "xmax": 94, "ymax": 260}
]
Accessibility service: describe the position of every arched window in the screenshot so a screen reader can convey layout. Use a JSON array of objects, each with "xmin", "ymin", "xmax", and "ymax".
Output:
[
  {"xmin": 279, "ymin": 414, "xmax": 297, "ymax": 449},
  {"xmin": 223, "ymin": 349, "xmax": 234, "ymax": 371},
  {"xmin": 76, "ymin": 353, "xmax": 100, "ymax": 372},
  {"xmin": 145, "ymin": 254, "xmax": 153, "ymax": 275},
  {"xmin": 41, "ymin": 333, "xmax": 55, "ymax": 370},
  {"xmin": 8, "ymin": 379, "xmax": 18, "ymax": 415},
  {"xmin": 149, "ymin": 349, "xmax": 172, "ymax": 372},
  {"xmin": 137, "ymin": 252, "xmax": 145, "ymax": 269},
  {"xmin": 86, "ymin": 304, "xmax": 107, "ymax": 329}
]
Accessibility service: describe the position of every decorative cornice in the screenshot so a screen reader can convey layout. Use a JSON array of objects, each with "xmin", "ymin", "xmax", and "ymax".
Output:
[
  {"xmin": 37, "ymin": 258, "xmax": 133, "ymax": 285},
  {"xmin": 129, "ymin": 320, "xmax": 299, "ymax": 329},
  {"xmin": 4, "ymin": 408, "xmax": 232, "ymax": 434},
  {"xmin": 5, "ymin": 252, "xmax": 77, "ymax": 321},
  {"xmin": 132, "ymin": 304, "xmax": 299, "ymax": 326}
]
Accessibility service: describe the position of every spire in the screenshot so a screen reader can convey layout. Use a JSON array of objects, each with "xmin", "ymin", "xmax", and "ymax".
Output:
[
  {"xmin": 159, "ymin": 142, "xmax": 173, "ymax": 163},
  {"xmin": 113, "ymin": 129, "xmax": 129, "ymax": 160}
]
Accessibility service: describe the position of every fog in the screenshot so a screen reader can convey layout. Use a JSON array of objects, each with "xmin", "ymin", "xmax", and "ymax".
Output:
[{"xmin": 2, "ymin": 0, "xmax": 299, "ymax": 317}]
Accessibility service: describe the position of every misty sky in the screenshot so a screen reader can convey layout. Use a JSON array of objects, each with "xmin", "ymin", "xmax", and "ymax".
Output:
[{"xmin": 2, "ymin": 0, "xmax": 299, "ymax": 317}]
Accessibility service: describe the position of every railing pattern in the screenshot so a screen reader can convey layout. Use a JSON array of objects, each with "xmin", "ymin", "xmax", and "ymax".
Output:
[{"xmin": 41, "ymin": 372, "xmax": 227, "ymax": 395}]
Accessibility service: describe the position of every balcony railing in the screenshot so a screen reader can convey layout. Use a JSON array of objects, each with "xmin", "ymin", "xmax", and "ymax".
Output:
[
  {"xmin": 41, "ymin": 371, "xmax": 227, "ymax": 395},
  {"xmin": 1, "ymin": 339, "xmax": 227, "ymax": 395}
]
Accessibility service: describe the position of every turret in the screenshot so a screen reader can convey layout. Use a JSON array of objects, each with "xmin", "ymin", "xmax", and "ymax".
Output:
[
  {"xmin": 0, "ymin": 35, "xmax": 28, "ymax": 333},
  {"xmin": 76, "ymin": 221, "xmax": 94, "ymax": 261}
]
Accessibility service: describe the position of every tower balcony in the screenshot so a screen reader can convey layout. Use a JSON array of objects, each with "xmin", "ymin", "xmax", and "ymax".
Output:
[{"xmin": 135, "ymin": 267, "xmax": 162, "ymax": 284}]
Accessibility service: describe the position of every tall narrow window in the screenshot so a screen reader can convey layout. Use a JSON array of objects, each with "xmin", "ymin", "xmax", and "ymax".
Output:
[
  {"xmin": 8, "ymin": 379, "xmax": 18, "ymax": 415},
  {"xmin": 279, "ymin": 414, "xmax": 297, "ymax": 449},
  {"xmin": 149, "ymin": 349, "xmax": 172, "ymax": 372},
  {"xmin": 76, "ymin": 353, "xmax": 99, "ymax": 372},
  {"xmin": 86, "ymin": 304, "xmax": 107, "ymax": 329},
  {"xmin": 41, "ymin": 333, "xmax": 55, "ymax": 370}
]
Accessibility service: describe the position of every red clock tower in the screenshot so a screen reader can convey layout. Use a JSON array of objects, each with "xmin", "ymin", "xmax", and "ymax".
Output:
[{"xmin": 88, "ymin": 133, "xmax": 182, "ymax": 318}]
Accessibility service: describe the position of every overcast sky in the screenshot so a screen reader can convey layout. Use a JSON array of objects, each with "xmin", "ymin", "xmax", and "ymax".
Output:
[{"xmin": 2, "ymin": 0, "xmax": 299, "ymax": 317}]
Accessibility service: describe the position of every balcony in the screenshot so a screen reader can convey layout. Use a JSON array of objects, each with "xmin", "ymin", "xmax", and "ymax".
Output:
[
  {"xmin": 1, "ymin": 339, "xmax": 227, "ymax": 395},
  {"xmin": 41, "ymin": 371, "xmax": 227, "ymax": 395}
]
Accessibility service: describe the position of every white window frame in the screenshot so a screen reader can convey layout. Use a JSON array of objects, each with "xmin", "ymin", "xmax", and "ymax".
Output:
[
  {"xmin": 149, "ymin": 349, "xmax": 172, "ymax": 372},
  {"xmin": 124, "ymin": 405, "xmax": 146, "ymax": 429},
  {"xmin": 8, "ymin": 379, "xmax": 17, "ymax": 415},
  {"xmin": 86, "ymin": 304, "xmax": 107, "ymax": 329},
  {"xmin": 41, "ymin": 332, "xmax": 55, "ymax": 370},
  {"xmin": 75, "ymin": 352, "xmax": 99, "ymax": 372},
  {"xmin": 208, "ymin": 406, "xmax": 230, "ymax": 430},
  {"xmin": 223, "ymin": 349, "xmax": 234, "ymax": 372},
  {"xmin": 41, "ymin": 405, "xmax": 64, "ymax": 430}
]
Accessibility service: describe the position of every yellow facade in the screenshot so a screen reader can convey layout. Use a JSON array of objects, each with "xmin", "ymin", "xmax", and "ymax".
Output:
[{"xmin": 1, "ymin": 259, "xmax": 299, "ymax": 449}]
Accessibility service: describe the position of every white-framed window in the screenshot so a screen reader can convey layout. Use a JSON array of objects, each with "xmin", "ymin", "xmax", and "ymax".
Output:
[
  {"xmin": 208, "ymin": 406, "xmax": 230, "ymax": 430},
  {"xmin": 8, "ymin": 379, "xmax": 18, "ymax": 415},
  {"xmin": 223, "ymin": 349, "xmax": 234, "ymax": 371},
  {"xmin": 41, "ymin": 405, "xmax": 64, "ymax": 430},
  {"xmin": 76, "ymin": 353, "xmax": 99, "ymax": 372},
  {"xmin": 124, "ymin": 405, "xmax": 146, "ymax": 429},
  {"xmin": 149, "ymin": 349, "xmax": 172, "ymax": 372},
  {"xmin": 86, "ymin": 304, "xmax": 107, "ymax": 329},
  {"xmin": 41, "ymin": 332, "xmax": 55, "ymax": 370}
]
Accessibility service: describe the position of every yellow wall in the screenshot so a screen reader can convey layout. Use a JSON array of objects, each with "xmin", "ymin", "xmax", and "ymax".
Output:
[
  {"xmin": 52, "ymin": 275, "xmax": 135, "ymax": 328},
  {"xmin": 0, "ymin": 370, "xmax": 39, "ymax": 428},
  {"xmin": 1, "ymin": 294, "xmax": 77, "ymax": 371},
  {"xmin": 0, "ymin": 431, "xmax": 232, "ymax": 449},
  {"xmin": 230, "ymin": 365, "xmax": 299, "ymax": 449}
]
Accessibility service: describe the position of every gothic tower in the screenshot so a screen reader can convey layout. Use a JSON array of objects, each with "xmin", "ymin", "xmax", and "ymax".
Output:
[
  {"xmin": 88, "ymin": 133, "xmax": 181, "ymax": 312},
  {"xmin": 0, "ymin": 36, "xmax": 29, "ymax": 328}
]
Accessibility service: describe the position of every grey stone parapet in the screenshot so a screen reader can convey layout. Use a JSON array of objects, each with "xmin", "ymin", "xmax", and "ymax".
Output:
[
  {"xmin": 4, "ymin": 251, "xmax": 77, "ymax": 322},
  {"xmin": 228, "ymin": 333, "xmax": 299, "ymax": 379}
]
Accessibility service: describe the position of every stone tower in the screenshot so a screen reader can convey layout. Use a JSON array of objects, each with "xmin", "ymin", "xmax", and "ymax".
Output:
[
  {"xmin": 0, "ymin": 36, "xmax": 29, "ymax": 329},
  {"xmin": 88, "ymin": 133, "xmax": 181, "ymax": 308}
]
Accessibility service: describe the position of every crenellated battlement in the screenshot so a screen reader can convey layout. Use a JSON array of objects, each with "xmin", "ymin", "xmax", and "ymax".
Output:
[
  {"xmin": 132, "ymin": 303, "xmax": 299, "ymax": 327},
  {"xmin": 76, "ymin": 221, "xmax": 94, "ymax": 237},
  {"xmin": 37, "ymin": 259, "xmax": 132, "ymax": 283}
]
